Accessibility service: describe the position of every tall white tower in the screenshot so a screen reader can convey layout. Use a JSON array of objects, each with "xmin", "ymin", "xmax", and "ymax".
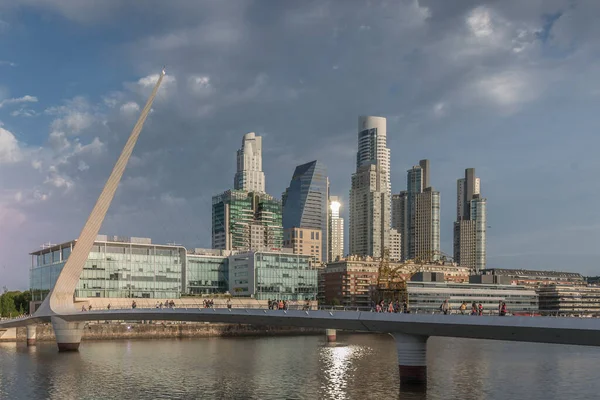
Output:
[
  {"xmin": 328, "ymin": 196, "xmax": 344, "ymax": 262},
  {"xmin": 350, "ymin": 116, "xmax": 392, "ymax": 258},
  {"xmin": 234, "ymin": 132, "xmax": 265, "ymax": 193}
]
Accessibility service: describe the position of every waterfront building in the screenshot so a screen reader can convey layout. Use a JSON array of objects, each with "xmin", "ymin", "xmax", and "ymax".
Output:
[
  {"xmin": 453, "ymin": 168, "xmax": 487, "ymax": 271},
  {"xmin": 406, "ymin": 281, "xmax": 538, "ymax": 314},
  {"xmin": 184, "ymin": 248, "xmax": 230, "ymax": 295},
  {"xmin": 282, "ymin": 160, "xmax": 329, "ymax": 262},
  {"xmin": 328, "ymin": 196, "xmax": 344, "ymax": 262},
  {"xmin": 480, "ymin": 268, "xmax": 585, "ymax": 287},
  {"xmin": 228, "ymin": 250, "xmax": 318, "ymax": 301},
  {"xmin": 30, "ymin": 235, "xmax": 185, "ymax": 302},
  {"xmin": 234, "ymin": 132, "xmax": 265, "ymax": 193},
  {"xmin": 283, "ymin": 227, "xmax": 322, "ymax": 265},
  {"xmin": 537, "ymin": 285, "xmax": 600, "ymax": 315},
  {"xmin": 392, "ymin": 160, "xmax": 440, "ymax": 261},
  {"xmin": 320, "ymin": 256, "xmax": 471, "ymax": 307},
  {"xmin": 212, "ymin": 190, "xmax": 283, "ymax": 251},
  {"xmin": 349, "ymin": 116, "xmax": 393, "ymax": 259}
]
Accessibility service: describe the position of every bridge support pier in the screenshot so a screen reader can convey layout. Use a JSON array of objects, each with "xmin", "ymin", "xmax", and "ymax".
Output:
[
  {"xmin": 51, "ymin": 317, "xmax": 84, "ymax": 352},
  {"xmin": 326, "ymin": 329, "xmax": 336, "ymax": 342},
  {"xmin": 391, "ymin": 333, "xmax": 428, "ymax": 386},
  {"xmin": 26, "ymin": 325, "xmax": 37, "ymax": 346}
]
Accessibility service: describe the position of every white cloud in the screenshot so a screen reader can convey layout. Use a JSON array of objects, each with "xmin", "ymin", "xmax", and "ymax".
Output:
[
  {"xmin": 77, "ymin": 160, "xmax": 89, "ymax": 171},
  {"xmin": 433, "ymin": 102, "xmax": 447, "ymax": 118},
  {"xmin": 73, "ymin": 137, "xmax": 105, "ymax": 155},
  {"xmin": 0, "ymin": 60, "xmax": 17, "ymax": 67},
  {"xmin": 138, "ymin": 73, "xmax": 176, "ymax": 88},
  {"xmin": 188, "ymin": 75, "xmax": 213, "ymax": 97},
  {"xmin": 120, "ymin": 101, "xmax": 140, "ymax": 115},
  {"xmin": 474, "ymin": 71, "xmax": 537, "ymax": 108},
  {"xmin": 48, "ymin": 131, "xmax": 71, "ymax": 152},
  {"xmin": 467, "ymin": 7, "xmax": 494, "ymax": 38},
  {"xmin": 0, "ymin": 127, "xmax": 22, "ymax": 163},
  {"xmin": 44, "ymin": 173, "xmax": 74, "ymax": 190},
  {"xmin": 0, "ymin": 95, "xmax": 38, "ymax": 108},
  {"xmin": 10, "ymin": 108, "xmax": 37, "ymax": 117},
  {"xmin": 51, "ymin": 111, "xmax": 94, "ymax": 134}
]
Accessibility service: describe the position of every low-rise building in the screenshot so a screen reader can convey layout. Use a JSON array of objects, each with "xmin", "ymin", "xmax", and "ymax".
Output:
[
  {"xmin": 30, "ymin": 236, "xmax": 185, "ymax": 303},
  {"xmin": 228, "ymin": 250, "xmax": 318, "ymax": 301},
  {"xmin": 184, "ymin": 248, "xmax": 231, "ymax": 295},
  {"xmin": 480, "ymin": 268, "xmax": 585, "ymax": 287},
  {"xmin": 537, "ymin": 285, "xmax": 600, "ymax": 315},
  {"xmin": 407, "ymin": 281, "xmax": 538, "ymax": 314},
  {"xmin": 319, "ymin": 256, "xmax": 472, "ymax": 307}
]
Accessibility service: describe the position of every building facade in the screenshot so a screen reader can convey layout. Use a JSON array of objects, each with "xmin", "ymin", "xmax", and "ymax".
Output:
[
  {"xmin": 212, "ymin": 190, "xmax": 283, "ymax": 252},
  {"xmin": 537, "ymin": 285, "xmax": 600, "ymax": 315},
  {"xmin": 454, "ymin": 168, "xmax": 487, "ymax": 271},
  {"xmin": 480, "ymin": 269, "xmax": 585, "ymax": 287},
  {"xmin": 30, "ymin": 236, "xmax": 184, "ymax": 302},
  {"xmin": 282, "ymin": 160, "xmax": 329, "ymax": 262},
  {"xmin": 228, "ymin": 251, "xmax": 318, "ymax": 301},
  {"xmin": 234, "ymin": 132, "xmax": 265, "ymax": 193},
  {"xmin": 184, "ymin": 249, "xmax": 230, "ymax": 295},
  {"xmin": 283, "ymin": 227, "xmax": 322, "ymax": 264},
  {"xmin": 328, "ymin": 196, "xmax": 344, "ymax": 262},
  {"xmin": 392, "ymin": 160, "xmax": 440, "ymax": 261},
  {"xmin": 349, "ymin": 116, "xmax": 393, "ymax": 259},
  {"xmin": 406, "ymin": 281, "xmax": 538, "ymax": 314}
]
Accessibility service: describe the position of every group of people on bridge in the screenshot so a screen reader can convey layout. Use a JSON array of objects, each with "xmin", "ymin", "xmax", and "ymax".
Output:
[
  {"xmin": 372, "ymin": 300, "xmax": 410, "ymax": 313},
  {"xmin": 441, "ymin": 300, "xmax": 508, "ymax": 316}
]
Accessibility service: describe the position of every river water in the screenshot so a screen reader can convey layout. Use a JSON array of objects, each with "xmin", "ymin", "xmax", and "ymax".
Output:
[{"xmin": 0, "ymin": 333, "xmax": 598, "ymax": 400}]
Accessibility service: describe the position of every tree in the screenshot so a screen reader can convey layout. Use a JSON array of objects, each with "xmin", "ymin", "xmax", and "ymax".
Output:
[{"xmin": 0, "ymin": 292, "xmax": 17, "ymax": 317}]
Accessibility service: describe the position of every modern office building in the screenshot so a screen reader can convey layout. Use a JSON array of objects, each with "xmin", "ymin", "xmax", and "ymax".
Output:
[
  {"xmin": 537, "ymin": 285, "xmax": 600, "ymax": 315},
  {"xmin": 328, "ymin": 196, "xmax": 344, "ymax": 262},
  {"xmin": 406, "ymin": 281, "xmax": 538, "ymax": 314},
  {"xmin": 454, "ymin": 168, "xmax": 487, "ymax": 271},
  {"xmin": 212, "ymin": 190, "xmax": 283, "ymax": 251},
  {"xmin": 356, "ymin": 116, "xmax": 391, "ymax": 199},
  {"xmin": 283, "ymin": 227, "xmax": 322, "ymax": 264},
  {"xmin": 184, "ymin": 248, "xmax": 230, "ymax": 295},
  {"xmin": 234, "ymin": 132, "xmax": 265, "ymax": 193},
  {"xmin": 392, "ymin": 160, "xmax": 440, "ymax": 261},
  {"xmin": 30, "ymin": 236, "xmax": 185, "ymax": 302},
  {"xmin": 282, "ymin": 160, "xmax": 329, "ymax": 262},
  {"xmin": 228, "ymin": 250, "xmax": 318, "ymax": 300}
]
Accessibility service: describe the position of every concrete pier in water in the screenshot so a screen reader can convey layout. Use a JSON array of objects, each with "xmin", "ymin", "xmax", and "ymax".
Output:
[{"xmin": 391, "ymin": 333, "xmax": 428, "ymax": 386}]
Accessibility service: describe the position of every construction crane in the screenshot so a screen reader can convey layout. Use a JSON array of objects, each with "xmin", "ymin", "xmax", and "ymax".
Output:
[
  {"xmin": 373, "ymin": 248, "xmax": 422, "ymax": 305},
  {"xmin": 373, "ymin": 249, "xmax": 455, "ymax": 306}
]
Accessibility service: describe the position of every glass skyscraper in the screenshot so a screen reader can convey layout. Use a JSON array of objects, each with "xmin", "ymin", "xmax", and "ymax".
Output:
[
  {"xmin": 212, "ymin": 190, "xmax": 283, "ymax": 251},
  {"xmin": 282, "ymin": 160, "xmax": 329, "ymax": 262}
]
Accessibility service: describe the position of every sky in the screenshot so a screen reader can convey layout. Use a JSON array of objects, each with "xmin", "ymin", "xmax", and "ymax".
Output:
[{"xmin": 1, "ymin": 0, "xmax": 600, "ymax": 289}]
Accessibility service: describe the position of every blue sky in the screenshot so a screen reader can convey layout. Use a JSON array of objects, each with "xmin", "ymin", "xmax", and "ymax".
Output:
[{"xmin": 1, "ymin": 0, "xmax": 600, "ymax": 289}]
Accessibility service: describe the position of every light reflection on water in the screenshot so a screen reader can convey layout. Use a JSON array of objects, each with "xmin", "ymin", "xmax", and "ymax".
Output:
[{"xmin": 1, "ymin": 334, "xmax": 600, "ymax": 399}]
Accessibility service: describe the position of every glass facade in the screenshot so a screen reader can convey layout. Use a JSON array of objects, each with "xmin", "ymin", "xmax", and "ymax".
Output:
[
  {"xmin": 229, "ymin": 251, "xmax": 318, "ymax": 301},
  {"xmin": 185, "ymin": 254, "xmax": 229, "ymax": 295},
  {"xmin": 30, "ymin": 239, "xmax": 184, "ymax": 301},
  {"xmin": 212, "ymin": 190, "xmax": 283, "ymax": 251},
  {"xmin": 282, "ymin": 161, "xmax": 329, "ymax": 262},
  {"xmin": 407, "ymin": 282, "xmax": 538, "ymax": 313}
]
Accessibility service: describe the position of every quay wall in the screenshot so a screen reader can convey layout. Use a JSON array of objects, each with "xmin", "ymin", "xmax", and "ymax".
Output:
[{"xmin": 4, "ymin": 323, "xmax": 322, "ymax": 342}]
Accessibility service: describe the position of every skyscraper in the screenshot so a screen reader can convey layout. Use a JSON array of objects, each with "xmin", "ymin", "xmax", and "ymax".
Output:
[
  {"xmin": 213, "ymin": 132, "xmax": 283, "ymax": 252},
  {"xmin": 392, "ymin": 160, "xmax": 440, "ymax": 261},
  {"xmin": 328, "ymin": 196, "xmax": 344, "ymax": 262},
  {"xmin": 282, "ymin": 160, "xmax": 329, "ymax": 262},
  {"xmin": 454, "ymin": 168, "xmax": 486, "ymax": 271},
  {"xmin": 212, "ymin": 190, "xmax": 283, "ymax": 251},
  {"xmin": 349, "ymin": 116, "xmax": 395, "ymax": 259},
  {"xmin": 234, "ymin": 132, "xmax": 265, "ymax": 193}
]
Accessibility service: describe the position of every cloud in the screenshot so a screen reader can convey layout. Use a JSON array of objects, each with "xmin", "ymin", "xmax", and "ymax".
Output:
[
  {"xmin": 0, "ymin": 127, "xmax": 22, "ymax": 163},
  {"xmin": 10, "ymin": 108, "xmax": 37, "ymax": 117},
  {"xmin": 0, "ymin": 60, "xmax": 17, "ymax": 67},
  {"xmin": 0, "ymin": 95, "xmax": 38, "ymax": 108},
  {"xmin": 120, "ymin": 101, "xmax": 140, "ymax": 115}
]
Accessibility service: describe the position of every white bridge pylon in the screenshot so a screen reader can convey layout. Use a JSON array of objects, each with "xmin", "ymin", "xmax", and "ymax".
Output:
[{"xmin": 35, "ymin": 69, "xmax": 167, "ymax": 318}]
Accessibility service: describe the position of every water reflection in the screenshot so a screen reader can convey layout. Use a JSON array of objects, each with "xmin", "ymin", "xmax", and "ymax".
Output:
[{"xmin": 2, "ymin": 335, "xmax": 600, "ymax": 399}]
